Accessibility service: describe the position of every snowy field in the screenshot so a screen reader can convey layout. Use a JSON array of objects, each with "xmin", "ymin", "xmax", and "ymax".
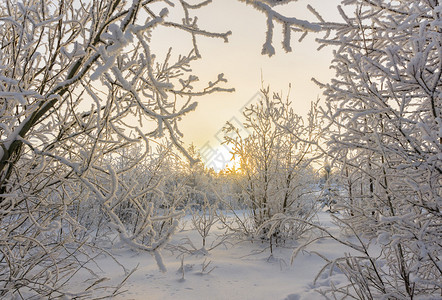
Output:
[{"xmin": 70, "ymin": 211, "xmax": 351, "ymax": 300}]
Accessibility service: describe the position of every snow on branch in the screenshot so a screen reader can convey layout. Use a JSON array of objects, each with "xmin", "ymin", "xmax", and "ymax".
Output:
[{"xmin": 237, "ymin": 0, "xmax": 321, "ymax": 56}]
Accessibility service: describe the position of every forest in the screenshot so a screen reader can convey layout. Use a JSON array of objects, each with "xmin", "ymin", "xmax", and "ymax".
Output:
[{"xmin": 0, "ymin": 0, "xmax": 440, "ymax": 299}]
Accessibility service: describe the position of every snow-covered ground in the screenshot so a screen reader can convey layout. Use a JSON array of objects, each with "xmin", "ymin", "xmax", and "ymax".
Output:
[{"xmin": 73, "ymin": 211, "xmax": 350, "ymax": 300}]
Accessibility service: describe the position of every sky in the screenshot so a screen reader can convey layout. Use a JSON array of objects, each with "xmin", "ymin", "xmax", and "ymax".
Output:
[{"xmin": 151, "ymin": 0, "xmax": 342, "ymax": 171}]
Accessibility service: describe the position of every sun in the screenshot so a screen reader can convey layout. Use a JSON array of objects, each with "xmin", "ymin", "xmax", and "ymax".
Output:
[{"xmin": 200, "ymin": 144, "xmax": 239, "ymax": 173}]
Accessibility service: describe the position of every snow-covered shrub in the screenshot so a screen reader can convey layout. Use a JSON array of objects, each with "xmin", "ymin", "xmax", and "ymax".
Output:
[
  {"xmin": 223, "ymin": 87, "xmax": 321, "ymax": 244},
  {"xmin": 190, "ymin": 192, "xmax": 219, "ymax": 251}
]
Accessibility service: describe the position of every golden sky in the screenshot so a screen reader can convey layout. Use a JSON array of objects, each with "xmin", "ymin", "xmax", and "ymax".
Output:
[{"xmin": 151, "ymin": 0, "xmax": 342, "ymax": 170}]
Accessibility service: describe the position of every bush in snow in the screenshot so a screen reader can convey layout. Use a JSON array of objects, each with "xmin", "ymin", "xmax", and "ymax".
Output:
[{"xmin": 222, "ymin": 86, "xmax": 321, "ymax": 246}]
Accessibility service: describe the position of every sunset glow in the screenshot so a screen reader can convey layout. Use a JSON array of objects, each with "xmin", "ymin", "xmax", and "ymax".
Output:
[{"xmin": 149, "ymin": 0, "xmax": 341, "ymax": 171}]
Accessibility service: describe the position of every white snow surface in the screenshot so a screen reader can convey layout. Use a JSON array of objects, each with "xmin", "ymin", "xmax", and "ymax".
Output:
[{"xmin": 72, "ymin": 211, "xmax": 349, "ymax": 300}]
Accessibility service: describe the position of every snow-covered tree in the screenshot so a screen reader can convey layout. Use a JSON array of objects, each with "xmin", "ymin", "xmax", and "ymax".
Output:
[{"xmin": 309, "ymin": 0, "xmax": 442, "ymax": 298}]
